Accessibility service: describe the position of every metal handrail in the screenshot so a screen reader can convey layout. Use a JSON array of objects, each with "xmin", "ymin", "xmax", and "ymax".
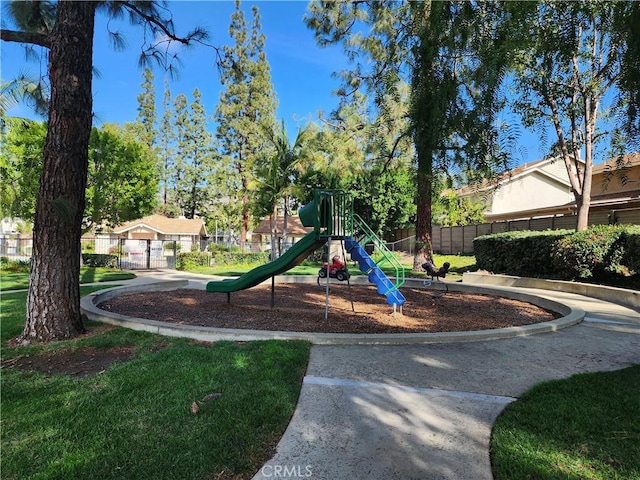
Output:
[
  {"xmin": 352, "ymin": 214, "xmax": 405, "ymax": 292},
  {"xmin": 384, "ymin": 235, "xmax": 415, "ymax": 255}
]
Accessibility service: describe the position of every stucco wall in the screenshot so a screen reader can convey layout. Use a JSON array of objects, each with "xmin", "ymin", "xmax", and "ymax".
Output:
[{"xmin": 488, "ymin": 171, "xmax": 574, "ymax": 215}]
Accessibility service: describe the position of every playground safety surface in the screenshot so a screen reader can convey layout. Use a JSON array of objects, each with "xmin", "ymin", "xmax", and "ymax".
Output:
[{"xmin": 98, "ymin": 283, "xmax": 560, "ymax": 334}]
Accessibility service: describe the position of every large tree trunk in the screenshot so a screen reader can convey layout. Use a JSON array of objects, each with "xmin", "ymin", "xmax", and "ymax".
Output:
[
  {"xmin": 413, "ymin": 150, "xmax": 434, "ymax": 271},
  {"xmin": 410, "ymin": 6, "xmax": 437, "ymax": 272},
  {"xmin": 21, "ymin": 1, "xmax": 96, "ymax": 344}
]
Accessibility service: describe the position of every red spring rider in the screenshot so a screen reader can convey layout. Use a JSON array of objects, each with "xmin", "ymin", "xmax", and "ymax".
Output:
[{"xmin": 318, "ymin": 255, "xmax": 350, "ymax": 281}]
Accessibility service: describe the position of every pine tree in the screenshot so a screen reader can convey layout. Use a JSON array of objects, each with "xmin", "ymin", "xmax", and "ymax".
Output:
[
  {"xmin": 215, "ymin": 0, "xmax": 277, "ymax": 248},
  {"xmin": 172, "ymin": 92, "xmax": 189, "ymax": 214},
  {"xmin": 1, "ymin": 1, "xmax": 208, "ymax": 343},
  {"xmin": 157, "ymin": 78, "xmax": 175, "ymax": 210},
  {"xmin": 306, "ymin": 1, "xmax": 511, "ymax": 269},
  {"xmin": 182, "ymin": 88, "xmax": 214, "ymax": 219},
  {"xmin": 135, "ymin": 67, "xmax": 157, "ymax": 151}
]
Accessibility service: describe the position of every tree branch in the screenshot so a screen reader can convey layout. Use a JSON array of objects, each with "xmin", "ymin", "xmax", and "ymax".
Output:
[
  {"xmin": 120, "ymin": 2, "xmax": 186, "ymax": 45},
  {"xmin": 0, "ymin": 28, "xmax": 50, "ymax": 48}
]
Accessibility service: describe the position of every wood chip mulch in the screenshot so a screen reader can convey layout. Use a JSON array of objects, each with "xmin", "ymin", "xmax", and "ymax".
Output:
[{"xmin": 98, "ymin": 284, "xmax": 560, "ymax": 334}]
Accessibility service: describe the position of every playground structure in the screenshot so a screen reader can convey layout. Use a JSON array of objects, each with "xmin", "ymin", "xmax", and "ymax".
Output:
[{"xmin": 206, "ymin": 189, "xmax": 406, "ymax": 316}]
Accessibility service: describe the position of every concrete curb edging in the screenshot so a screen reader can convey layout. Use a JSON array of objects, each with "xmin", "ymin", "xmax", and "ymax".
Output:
[
  {"xmin": 463, "ymin": 271, "xmax": 639, "ymax": 309},
  {"xmin": 81, "ymin": 276, "xmax": 584, "ymax": 345}
]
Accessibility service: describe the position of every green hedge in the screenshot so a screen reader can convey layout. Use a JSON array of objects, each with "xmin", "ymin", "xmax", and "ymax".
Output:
[
  {"xmin": 176, "ymin": 251, "xmax": 270, "ymax": 269},
  {"xmin": 621, "ymin": 226, "xmax": 640, "ymax": 273},
  {"xmin": 176, "ymin": 252, "xmax": 210, "ymax": 270},
  {"xmin": 211, "ymin": 252, "xmax": 269, "ymax": 265},
  {"xmin": 0, "ymin": 257, "xmax": 30, "ymax": 273},
  {"xmin": 474, "ymin": 225, "xmax": 640, "ymax": 280},
  {"xmin": 474, "ymin": 230, "xmax": 573, "ymax": 276},
  {"xmin": 550, "ymin": 225, "xmax": 627, "ymax": 279},
  {"xmin": 82, "ymin": 254, "xmax": 118, "ymax": 268}
]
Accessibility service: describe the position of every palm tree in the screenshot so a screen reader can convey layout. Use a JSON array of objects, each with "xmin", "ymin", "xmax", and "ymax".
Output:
[{"xmin": 252, "ymin": 120, "xmax": 312, "ymax": 257}]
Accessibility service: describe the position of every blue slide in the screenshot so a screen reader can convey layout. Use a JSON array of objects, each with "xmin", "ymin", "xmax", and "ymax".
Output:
[{"xmin": 345, "ymin": 237, "xmax": 406, "ymax": 307}]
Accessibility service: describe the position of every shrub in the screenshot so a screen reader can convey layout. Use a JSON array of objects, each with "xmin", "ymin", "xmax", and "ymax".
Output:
[
  {"xmin": 81, "ymin": 239, "xmax": 96, "ymax": 253},
  {"xmin": 82, "ymin": 254, "xmax": 119, "ymax": 268},
  {"xmin": 176, "ymin": 252, "xmax": 210, "ymax": 270},
  {"xmin": 207, "ymin": 242, "xmax": 229, "ymax": 253},
  {"xmin": 620, "ymin": 225, "xmax": 640, "ymax": 274},
  {"xmin": 164, "ymin": 241, "xmax": 181, "ymax": 252},
  {"xmin": 0, "ymin": 258, "xmax": 30, "ymax": 273},
  {"xmin": 108, "ymin": 244, "xmax": 124, "ymax": 256},
  {"xmin": 474, "ymin": 230, "xmax": 572, "ymax": 276},
  {"xmin": 550, "ymin": 225, "xmax": 628, "ymax": 279},
  {"xmin": 210, "ymin": 251, "xmax": 269, "ymax": 266}
]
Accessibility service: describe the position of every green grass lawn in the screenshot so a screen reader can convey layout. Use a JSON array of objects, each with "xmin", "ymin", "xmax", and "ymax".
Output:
[
  {"xmin": 3, "ymin": 253, "xmax": 637, "ymax": 479},
  {"xmin": 1, "ymin": 288, "xmax": 310, "ymax": 480},
  {"xmin": 0, "ymin": 267, "xmax": 136, "ymax": 291},
  {"xmin": 491, "ymin": 366, "xmax": 640, "ymax": 479}
]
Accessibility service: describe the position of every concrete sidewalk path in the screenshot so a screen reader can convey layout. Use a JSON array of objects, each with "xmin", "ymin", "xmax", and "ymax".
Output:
[{"xmin": 253, "ymin": 288, "xmax": 640, "ymax": 480}]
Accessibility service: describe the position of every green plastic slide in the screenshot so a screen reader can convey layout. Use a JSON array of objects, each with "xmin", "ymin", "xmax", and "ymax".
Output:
[{"xmin": 206, "ymin": 231, "xmax": 324, "ymax": 293}]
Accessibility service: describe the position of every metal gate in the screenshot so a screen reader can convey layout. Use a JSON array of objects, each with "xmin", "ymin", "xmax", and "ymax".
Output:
[{"xmin": 117, "ymin": 239, "xmax": 177, "ymax": 270}]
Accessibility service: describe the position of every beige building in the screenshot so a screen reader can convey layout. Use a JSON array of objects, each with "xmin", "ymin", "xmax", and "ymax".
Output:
[
  {"xmin": 457, "ymin": 153, "xmax": 640, "ymax": 223},
  {"xmin": 93, "ymin": 215, "xmax": 208, "ymax": 254},
  {"xmin": 590, "ymin": 152, "xmax": 640, "ymax": 220}
]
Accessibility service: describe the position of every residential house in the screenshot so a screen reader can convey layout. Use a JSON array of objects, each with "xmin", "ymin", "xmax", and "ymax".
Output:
[
  {"xmin": 456, "ymin": 153, "xmax": 640, "ymax": 224},
  {"xmin": 455, "ymin": 156, "xmax": 580, "ymax": 222},
  {"xmin": 92, "ymin": 214, "xmax": 208, "ymax": 254},
  {"xmin": 590, "ymin": 152, "xmax": 640, "ymax": 223}
]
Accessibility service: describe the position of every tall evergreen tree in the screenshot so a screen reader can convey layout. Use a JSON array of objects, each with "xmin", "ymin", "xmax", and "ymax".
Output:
[
  {"xmin": 615, "ymin": 1, "xmax": 640, "ymax": 151},
  {"xmin": 167, "ymin": 89, "xmax": 215, "ymax": 219},
  {"xmin": 172, "ymin": 92, "xmax": 189, "ymax": 213},
  {"xmin": 215, "ymin": 0, "xmax": 277, "ymax": 248},
  {"xmin": 157, "ymin": 78, "xmax": 175, "ymax": 211},
  {"xmin": 1, "ymin": 1, "xmax": 208, "ymax": 343},
  {"xmin": 135, "ymin": 67, "xmax": 157, "ymax": 151},
  {"xmin": 182, "ymin": 88, "xmax": 214, "ymax": 219},
  {"xmin": 306, "ymin": 1, "xmax": 510, "ymax": 269}
]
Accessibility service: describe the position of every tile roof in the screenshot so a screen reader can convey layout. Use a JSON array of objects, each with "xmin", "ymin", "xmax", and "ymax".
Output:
[
  {"xmin": 113, "ymin": 215, "xmax": 207, "ymax": 236},
  {"xmin": 592, "ymin": 152, "xmax": 640, "ymax": 174}
]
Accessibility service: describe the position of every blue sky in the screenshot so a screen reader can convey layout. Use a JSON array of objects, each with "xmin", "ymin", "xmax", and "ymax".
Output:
[
  {"xmin": 3, "ymin": 2, "xmax": 349, "ymax": 135},
  {"xmin": 3, "ymin": 1, "xmax": 560, "ymax": 165}
]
